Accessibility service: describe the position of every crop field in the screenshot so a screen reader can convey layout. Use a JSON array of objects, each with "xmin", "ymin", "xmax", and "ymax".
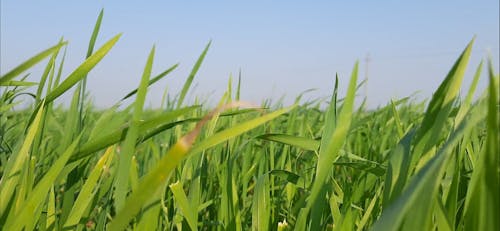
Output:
[{"xmin": 0, "ymin": 11, "xmax": 499, "ymax": 231}]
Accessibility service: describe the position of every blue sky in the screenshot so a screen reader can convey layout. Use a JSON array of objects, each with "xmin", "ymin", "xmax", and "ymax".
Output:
[{"xmin": 1, "ymin": 1, "xmax": 499, "ymax": 108}]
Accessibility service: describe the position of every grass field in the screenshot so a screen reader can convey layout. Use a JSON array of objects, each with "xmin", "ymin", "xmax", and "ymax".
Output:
[{"xmin": 1, "ymin": 11, "xmax": 499, "ymax": 231}]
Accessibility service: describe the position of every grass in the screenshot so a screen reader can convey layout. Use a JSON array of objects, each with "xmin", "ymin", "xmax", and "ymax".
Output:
[{"xmin": 0, "ymin": 11, "xmax": 499, "ymax": 231}]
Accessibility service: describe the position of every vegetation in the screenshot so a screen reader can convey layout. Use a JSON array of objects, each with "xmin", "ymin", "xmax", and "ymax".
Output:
[{"xmin": 1, "ymin": 11, "xmax": 498, "ymax": 231}]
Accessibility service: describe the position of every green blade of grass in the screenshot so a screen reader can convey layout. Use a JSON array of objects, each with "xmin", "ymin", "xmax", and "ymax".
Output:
[
  {"xmin": 454, "ymin": 60, "xmax": 483, "ymax": 127},
  {"xmin": 46, "ymin": 186, "xmax": 56, "ymax": 230},
  {"xmin": 411, "ymin": 39, "xmax": 474, "ymax": 172},
  {"xmin": 114, "ymin": 46, "xmax": 155, "ymax": 211},
  {"xmin": 69, "ymin": 106, "xmax": 198, "ymax": 162},
  {"xmin": 0, "ymin": 102, "xmax": 44, "ymax": 216},
  {"xmin": 0, "ymin": 42, "xmax": 66, "ymax": 85},
  {"xmin": 35, "ymin": 48, "xmax": 59, "ymax": 103},
  {"xmin": 3, "ymin": 136, "xmax": 81, "ymax": 231},
  {"xmin": 463, "ymin": 59, "xmax": 499, "ymax": 230},
  {"xmin": 390, "ymin": 99, "xmax": 405, "ymax": 138},
  {"xmin": 77, "ymin": 8, "xmax": 104, "ymax": 132},
  {"xmin": 252, "ymin": 173, "xmax": 270, "ymax": 231},
  {"xmin": 372, "ymin": 101, "xmax": 486, "ymax": 231},
  {"xmin": 121, "ymin": 63, "xmax": 179, "ymax": 101},
  {"xmin": 44, "ymin": 34, "xmax": 121, "ymax": 104},
  {"xmin": 63, "ymin": 146, "xmax": 115, "ymax": 229},
  {"xmin": 296, "ymin": 63, "xmax": 358, "ymax": 230},
  {"xmin": 356, "ymin": 185, "xmax": 382, "ymax": 231},
  {"xmin": 382, "ymin": 130, "xmax": 415, "ymax": 205},
  {"xmin": 52, "ymin": 46, "xmax": 68, "ymax": 89},
  {"xmin": 108, "ymin": 104, "xmax": 293, "ymax": 230},
  {"xmin": 188, "ymin": 105, "xmax": 296, "ymax": 155},
  {"xmin": 177, "ymin": 41, "xmax": 211, "ymax": 108},
  {"xmin": 1, "ymin": 81, "xmax": 38, "ymax": 87},
  {"xmin": 170, "ymin": 181, "xmax": 198, "ymax": 231},
  {"xmin": 257, "ymin": 133, "xmax": 320, "ymax": 151}
]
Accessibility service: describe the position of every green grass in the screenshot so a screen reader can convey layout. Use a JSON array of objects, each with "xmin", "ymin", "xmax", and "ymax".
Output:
[{"xmin": 1, "ymin": 11, "xmax": 499, "ymax": 231}]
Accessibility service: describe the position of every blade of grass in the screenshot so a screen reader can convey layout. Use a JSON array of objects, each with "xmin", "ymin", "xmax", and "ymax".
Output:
[
  {"xmin": 188, "ymin": 105, "xmax": 295, "ymax": 155},
  {"xmin": 463, "ymin": 59, "xmax": 499, "ymax": 230},
  {"xmin": 121, "ymin": 63, "xmax": 179, "ymax": 101},
  {"xmin": 108, "ymin": 103, "xmax": 293, "ymax": 230},
  {"xmin": 3, "ymin": 136, "xmax": 81, "ymax": 231},
  {"xmin": 257, "ymin": 133, "xmax": 320, "ymax": 151},
  {"xmin": 372, "ymin": 101, "xmax": 486, "ymax": 231},
  {"xmin": 177, "ymin": 41, "xmax": 211, "ymax": 108},
  {"xmin": 170, "ymin": 181, "xmax": 198, "ymax": 231},
  {"xmin": 114, "ymin": 45, "xmax": 155, "ymax": 211},
  {"xmin": 0, "ymin": 102, "xmax": 44, "ymax": 215},
  {"xmin": 2, "ymin": 81, "xmax": 37, "ymax": 87},
  {"xmin": 77, "ymin": 8, "xmax": 104, "ymax": 132},
  {"xmin": 69, "ymin": 106, "xmax": 198, "ymax": 162},
  {"xmin": 44, "ymin": 34, "xmax": 121, "ymax": 104},
  {"xmin": 454, "ymin": 60, "xmax": 482, "ymax": 127},
  {"xmin": 411, "ymin": 39, "xmax": 474, "ymax": 172},
  {"xmin": 296, "ymin": 64, "xmax": 358, "ymax": 230},
  {"xmin": 63, "ymin": 146, "xmax": 115, "ymax": 229},
  {"xmin": 252, "ymin": 173, "xmax": 270, "ymax": 231},
  {"xmin": 0, "ymin": 42, "xmax": 66, "ymax": 85}
]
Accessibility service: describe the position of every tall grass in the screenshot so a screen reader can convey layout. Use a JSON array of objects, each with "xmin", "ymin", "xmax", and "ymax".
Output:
[{"xmin": 1, "ymin": 11, "xmax": 498, "ymax": 231}]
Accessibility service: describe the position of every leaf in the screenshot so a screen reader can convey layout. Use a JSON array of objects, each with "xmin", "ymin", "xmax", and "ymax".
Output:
[
  {"xmin": 69, "ymin": 106, "xmax": 199, "ymax": 162},
  {"xmin": 411, "ymin": 39, "xmax": 474, "ymax": 172},
  {"xmin": 63, "ymin": 146, "xmax": 114, "ymax": 229},
  {"xmin": 108, "ymin": 104, "xmax": 293, "ymax": 230},
  {"xmin": 463, "ymin": 58, "xmax": 500, "ymax": 230},
  {"xmin": 0, "ymin": 42, "xmax": 66, "ymax": 85},
  {"xmin": 296, "ymin": 63, "xmax": 358, "ymax": 230},
  {"xmin": 252, "ymin": 173, "xmax": 270, "ymax": 231},
  {"xmin": 44, "ymin": 34, "xmax": 121, "ymax": 103},
  {"xmin": 114, "ymin": 46, "xmax": 155, "ymax": 211},
  {"xmin": 257, "ymin": 133, "xmax": 320, "ymax": 151},
  {"xmin": 177, "ymin": 41, "xmax": 211, "ymax": 108},
  {"xmin": 121, "ymin": 63, "xmax": 179, "ymax": 101},
  {"xmin": 0, "ymin": 102, "xmax": 45, "ymax": 215},
  {"xmin": 170, "ymin": 181, "xmax": 198, "ymax": 231},
  {"xmin": 4, "ymin": 136, "xmax": 81, "ymax": 231},
  {"xmin": 372, "ymin": 102, "xmax": 486, "ymax": 231}
]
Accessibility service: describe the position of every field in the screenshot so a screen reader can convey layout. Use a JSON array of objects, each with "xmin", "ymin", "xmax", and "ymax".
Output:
[{"xmin": 1, "ymin": 12, "xmax": 499, "ymax": 231}]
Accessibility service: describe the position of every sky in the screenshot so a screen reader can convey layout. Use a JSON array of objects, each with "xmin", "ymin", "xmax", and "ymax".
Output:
[{"xmin": 1, "ymin": 1, "xmax": 499, "ymax": 108}]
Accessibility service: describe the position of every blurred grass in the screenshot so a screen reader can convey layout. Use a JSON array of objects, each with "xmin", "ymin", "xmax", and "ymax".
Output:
[{"xmin": 0, "ymin": 10, "xmax": 498, "ymax": 231}]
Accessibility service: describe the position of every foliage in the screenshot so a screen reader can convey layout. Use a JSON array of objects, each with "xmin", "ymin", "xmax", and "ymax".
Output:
[{"xmin": 1, "ymin": 11, "xmax": 498, "ymax": 231}]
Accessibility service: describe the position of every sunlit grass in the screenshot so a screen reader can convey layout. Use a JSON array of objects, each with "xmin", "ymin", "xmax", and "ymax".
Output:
[{"xmin": 0, "ymin": 10, "xmax": 498, "ymax": 231}]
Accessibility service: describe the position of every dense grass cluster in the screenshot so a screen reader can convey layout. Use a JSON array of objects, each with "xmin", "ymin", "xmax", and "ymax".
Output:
[{"xmin": 1, "ymin": 11, "xmax": 499, "ymax": 230}]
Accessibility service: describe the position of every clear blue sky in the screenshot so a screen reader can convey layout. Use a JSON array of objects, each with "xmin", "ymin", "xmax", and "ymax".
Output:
[{"xmin": 1, "ymin": 1, "xmax": 499, "ymax": 108}]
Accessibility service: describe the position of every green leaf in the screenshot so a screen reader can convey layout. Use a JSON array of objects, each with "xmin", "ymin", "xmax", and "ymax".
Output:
[
  {"xmin": 257, "ymin": 133, "xmax": 320, "ymax": 151},
  {"xmin": 108, "ymin": 105, "xmax": 293, "ymax": 230},
  {"xmin": 296, "ymin": 63, "xmax": 358, "ymax": 230},
  {"xmin": 63, "ymin": 146, "xmax": 114, "ymax": 229},
  {"xmin": 0, "ymin": 42, "xmax": 66, "ymax": 85},
  {"xmin": 170, "ymin": 181, "xmax": 198, "ymax": 231},
  {"xmin": 372, "ymin": 102, "xmax": 486, "ymax": 231},
  {"xmin": 463, "ymin": 58, "xmax": 499, "ymax": 231},
  {"xmin": 0, "ymin": 102, "xmax": 45, "ymax": 215},
  {"xmin": 4, "ymin": 136, "xmax": 81, "ymax": 231},
  {"xmin": 121, "ymin": 63, "xmax": 179, "ymax": 101},
  {"xmin": 189, "ymin": 105, "xmax": 296, "ymax": 155},
  {"xmin": 44, "ymin": 34, "xmax": 121, "ymax": 103},
  {"xmin": 1, "ymin": 81, "xmax": 38, "ymax": 87},
  {"xmin": 114, "ymin": 45, "xmax": 155, "ymax": 211},
  {"xmin": 252, "ymin": 173, "xmax": 270, "ymax": 231},
  {"xmin": 177, "ymin": 41, "xmax": 211, "ymax": 108},
  {"xmin": 411, "ymin": 39, "xmax": 474, "ymax": 172},
  {"xmin": 69, "ymin": 106, "xmax": 198, "ymax": 162}
]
